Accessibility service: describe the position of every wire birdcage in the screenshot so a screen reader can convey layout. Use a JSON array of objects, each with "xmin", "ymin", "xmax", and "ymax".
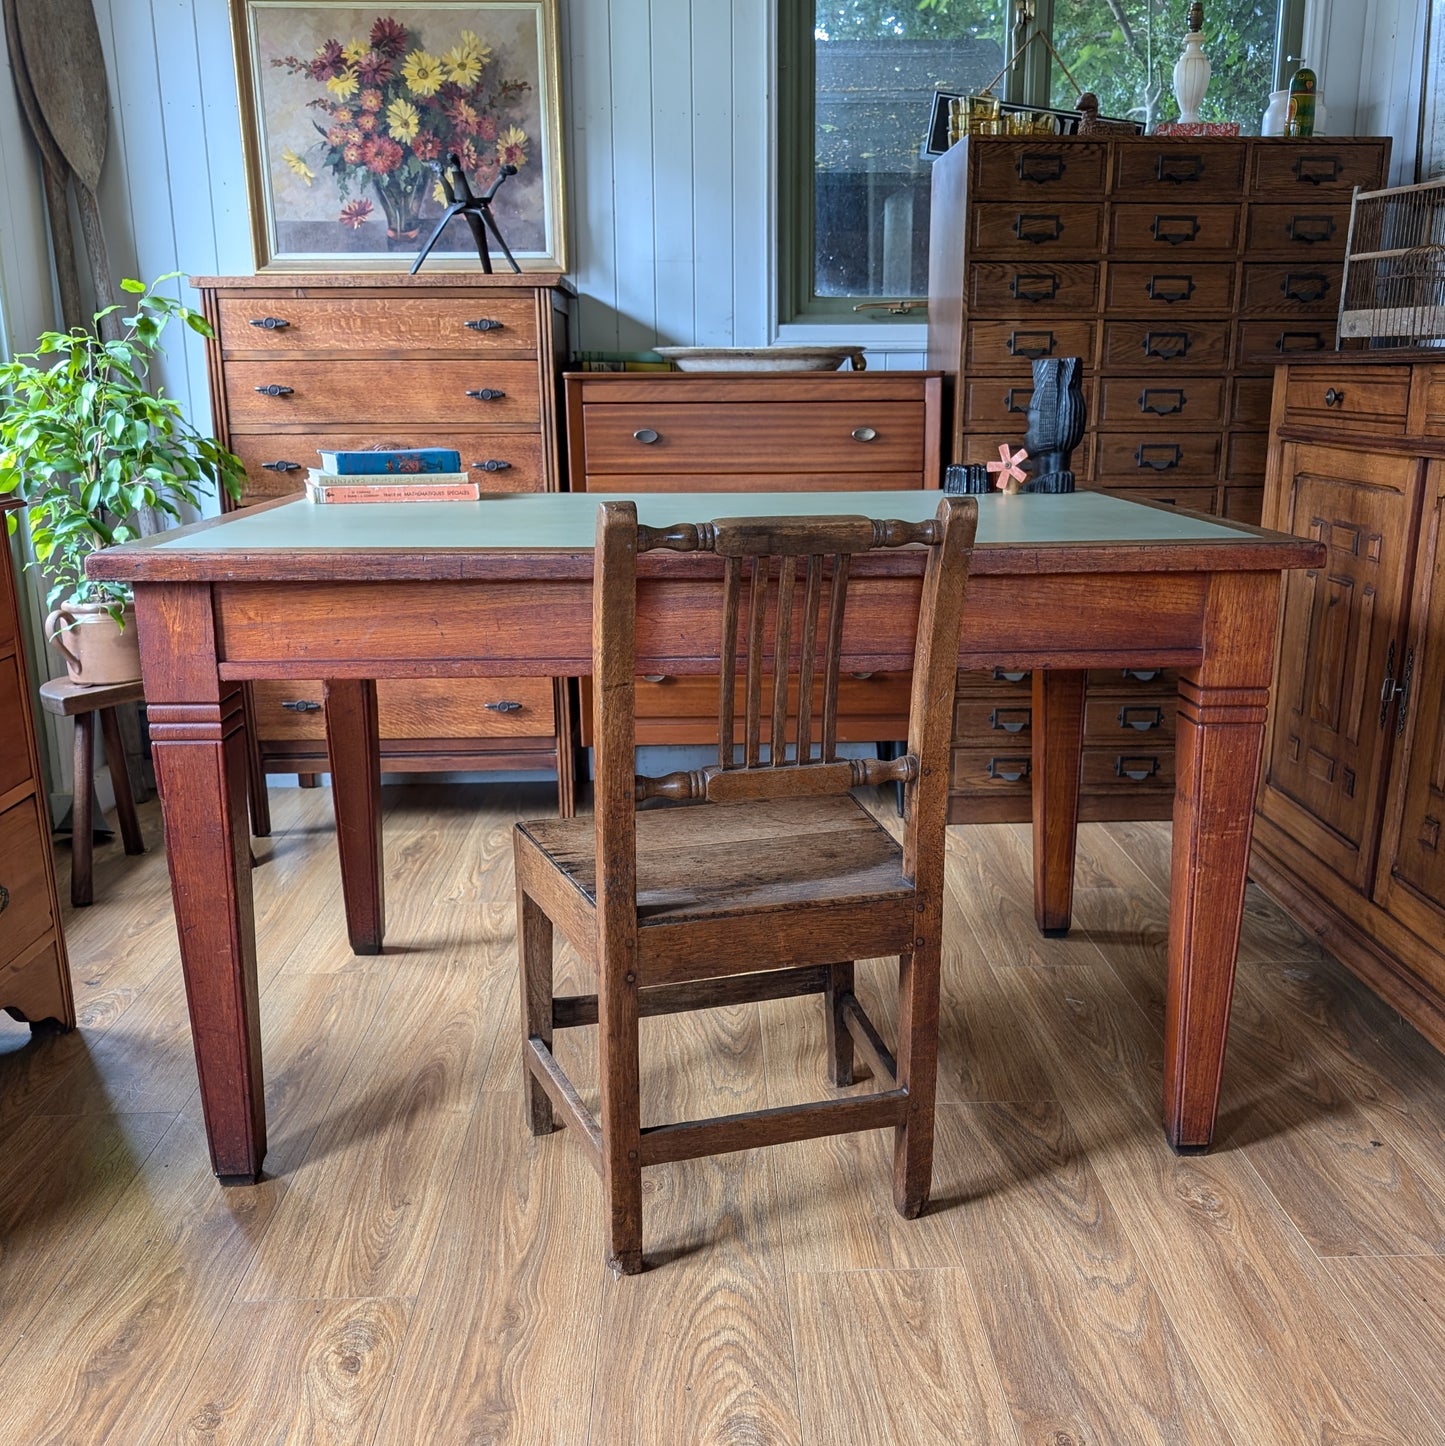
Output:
[{"xmin": 1339, "ymin": 177, "xmax": 1445, "ymax": 347}]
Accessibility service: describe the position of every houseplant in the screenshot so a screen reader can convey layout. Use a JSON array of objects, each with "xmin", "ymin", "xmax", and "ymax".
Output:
[{"xmin": 0, "ymin": 274, "xmax": 243, "ymax": 685}]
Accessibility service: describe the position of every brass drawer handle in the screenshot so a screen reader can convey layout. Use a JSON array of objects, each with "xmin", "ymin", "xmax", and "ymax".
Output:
[
  {"xmin": 473, "ymin": 459, "xmax": 513, "ymax": 472},
  {"xmin": 993, "ymin": 668, "xmax": 1030, "ymax": 683},
  {"xmin": 1156, "ymin": 154, "xmax": 1204, "ymax": 184},
  {"xmin": 280, "ymin": 699, "xmax": 321, "ymax": 712},
  {"xmin": 1119, "ymin": 705, "xmax": 1165, "ymax": 732},
  {"xmin": 1287, "ymin": 214, "xmax": 1335, "ymax": 244},
  {"xmin": 249, "ymin": 316, "xmax": 290, "ymax": 330},
  {"xmin": 464, "ymin": 318, "xmax": 504, "ymax": 331},
  {"xmin": 0, "ymin": 882, "xmax": 8, "ymax": 915},
  {"xmin": 1122, "ymin": 668, "xmax": 1161, "ymax": 682},
  {"xmin": 849, "ymin": 671, "xmax": 874, "ymax": 680},
  {"xmin": 1147, "ymin": 274, "xmax": 1195, "ymax": 304},
  {"xmin": 466, "ymin": 388, "xmax": 507, "ymax": 401},
  {"xmin": 640, "ymin": 674, "xmax": 669, "ymax": 684},
  {"xmin": 633, "ymin": 428, "xmax": 660, "ymax": 444},
  {"xmin": 1151, "ymin": 214, "xmax": 1200, "ymax": 245},
  {"xmin": 1116, "ymin": 755, "xmax": 1161, "ymax": 782},
  {"xmin": 1283, "ymin": 272, "xmax": 1330, "ymax": 304},
  {"xmin": 1324, "ymin": 387, "xmax": 1345, "ymax": 408},
  {"xmin": 1143, "ymin": 331, "xmax": 1190, "ymax": 360},
  {"xmin": 1014, "ymin": 213, "xmax": 1064, "ymax": 245},
  {"xmin": 254, "ymin": 384, "xmax": 294, "ymax": 397},
  {"xmin": 1276, "ymin": 330, "xmax": 1326, "ymax": 354},
  {"xmin": 484, "ymin": 700, "xmax": 523, "ymax": 713},
  {"xmin": 1016, "ymin": 153, "xmax": 1066, "ymax": 184},
  {"xmin": 1010, "ymin": 272, "xmax": 1058, "ymax": 303},
  {"xmin": 261, "ymin": 460, "xmax": 301, "ymax": 472},
  {"xmin": 1136, "ymin": 443, "xmax": 1183, "ymax": 471},
  {"xmin": 1004, "ymin": 387, "xmax": 1031, "ymax": 414},
  {"xmin": 851, "ymin": 426, "xmax": 878, "ymax": 442},
  {"xmin": 1138, "ymin": 388, "xmax": 1186, "ymax": 415},
  {"xmin": 987, "ymin": 757, "xmax": 1031, "ymax": 783},
  {"xmin": 1008, "ymin": 330, "xmax": 1056, "ymax": 359},
  {"xmin": 1294, "ymin": 155, "xmax": 1343, "ymax": 185},
  {"xmin": 990, "ymin": 706, "xmax": 1031, "ymax": 734}
]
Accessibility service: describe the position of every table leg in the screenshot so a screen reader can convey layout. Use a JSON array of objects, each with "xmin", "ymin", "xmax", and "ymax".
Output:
[
  {"xmin": 1031, "ymin": 668, "xmax": 1086, "ymax": 936},
  {"xmin": 99, "ymin": 706, "xmax": 144, "ymax": 856},
  {"xmin": 324, "ymin": 679, "xmax": 385, "ymax": 955},
  {"xmin": 1164, "ymin": 572, "xmax": 1280, "ymax": 1150},
  {"xmin": 70, "ymin": 710, "xmax": 95, "ymax": 907}
]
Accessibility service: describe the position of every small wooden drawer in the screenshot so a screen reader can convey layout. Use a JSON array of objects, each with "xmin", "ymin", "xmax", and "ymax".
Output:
[
  {"xmin": 1224, "ymin": 430, "xmax": 1268, "ymax": 477},
  {"xmin": 1096, "ymin": 376, "xmax": 1224, "ymax": 427},
  {"xmin": 1243, "ymin": 204, "xmax": 1350, "ymax": 254},
  {"xmin": 1085, "ymin": 666, "xmax": 1177, "ymax": 692},
  {"xmin": 1281, "ymin": 367, "xmax": 1411, "ymax": 433},
  {"xmin": 0, "ymin": 795, "xmax": 53, "ymax": 967},
  {"xmin": 1231, "ymin": 376, "xmax": 1275, "ymax": 425},
  {"xmin": 967, "ymin": 261, "xmax": 1099, "ymax": 315},
  {"xmin": 1096, "ymin": 431, "xmax": 1220, "ymax": 481},
  {"xmin": 1235, "ymin": 321, "xmax": 1334, "ymax": 369},
  {"xmin": 1085, "ymin": 695, "xmax": 1177, "ymax": 742},
  {"xmin": 1249, "ymin": 141, "xmax": 1391, "ymax": 197},
  {"xmin": 970, "ymin": 203, "xmax": 1102, "ymax": 255},
  {"xmin": 1240, "ymin": 263, "xmax": 1341, "ymax": 316},
  {"xmin": 1113, "ymin": 142, "xmax": 1245, "ymax": 195},
  {"xmin": 1103, "ymin": 263, "xmax": 1235, "ymax": 315},
  {"xmin": 1223, "ymin": 486, "xmax": 1264, "ymax": 523},
  {"xmin": 1081, "ymin": 745, "xmax": 1175, "ymax": 794},
  {"xmin": 251, "ymin": 676, "xmax": 555, "ymax": 742},
  {"xmin": 960, "ymin": 431, "xmax": 1095, "ymax": 479},
  {"xmin": 1090, "ymin": 483, "xmax": 1217, "ymax": 513},
  {"xmin": 961, "ymin": 376, "xmax": 1096, "ymax": 430},
  {"xmin": 953, "ymin": 695, "xmax": 1033, "ymax": 745},
  {"xmin": 229, "ymin": 432, "xmax": 547, "ymax": 505},
  {"xmin": 0, "ymin": 651, "xmax": 33, "ymax": 797},
  {"xmin": 1109, "ymin": 204, "xmax": 1240, "ymax": 254},
  {"xmin": 971, "ymin": 141, "xmax": 1108, "ymax": 198},
  {"xmin": 964, "ymin": 320, "xmax": 1096, "ymax": 372},
  {"xmin": 954, "ymin": 666, "xmax": 1033, "ymax": 698},
  {"xmin": 1419, "ymin": 371, "xmax": 1445, "ymax": 435},
  {"xmin": 579, "ymin": 402, "xmax": 925, "ymax": 474},
  {"xmin": 950, "ymin": 747, "xmax": 1032, "ymax": 794},
  {"xmin": 216, "ymin": 295, "xmax": 539, "ymax": 356},
  {"xmin": 225, "ymin": 361, "xmax": 541, "ymax": 426},
  {"xmin": 1100, "ymin": 320, "xmax": 1227, "ymax": 372},
  {"xmin": 580, "ymin": 471, "xmax": 922, "ymax": 494}
]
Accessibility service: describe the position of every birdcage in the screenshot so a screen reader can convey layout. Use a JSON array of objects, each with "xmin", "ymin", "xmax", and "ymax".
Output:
[{"xmin": 1339, "ymin": 177, "xmax": 1445, "ymax": 347}]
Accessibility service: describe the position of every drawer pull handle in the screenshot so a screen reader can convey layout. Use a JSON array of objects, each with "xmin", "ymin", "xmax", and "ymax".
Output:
[
  {"xmin": 1008, "ymin": 329, "xmax": 1056, "ymax": 359},
  {"xmin": 1276, "ymin": 330, "xmax": 1326, "ymax": 354},
  {"xmin": 466, "ymin": 388, "xmax": 507, "ymax": 401},
  {"xmin": 633, "ymin": 428, "xmax": 660, "ymax": 444},
  {"xmin": 993, "ymin": 668, "xmax": 1030, "ymax": 683},
  {"xmin": 1010, "ymin": 272, "xmax": 1059, "ymax": 303},
  {"xmin": 1286, "ymin": 214, "xmax": 1335, "ymax": 244},
  {"xmin": 1119, "ymin": 706, "xmax": 1164, "ymax": 732},
  {"xmin": 484, "ymin": 700, "xmax": 523, "ymax": 713},
  {"xmin": 1395, "ymin": 646, "xmax": 1415, "ymax": 739},
  {"xmin": 254, "ymin": 384, "xmax": 293, "ymax": 397},
  {"xmin": 261, "ymin": 459, "xmax": 301, "ymax": 473},
  {"xmin": 1283, "ymin": 272, "xmax": 1330, "ymax": 304},
  {"xmin": 1116, "ymin": 755, "xmax": 1160, "ymax": 782},
  {"xmin": 1143, "ymin": 330, "xmax": 1190, "ymax": 360},
  {"xmin": 851, "ymin": 426, "xmax": 878, "ymax": 442},
  {"xmin": 1151, "ymin": 214, "xmax": 1200, "ymax": 245},
  {"xmin": 1016, "ymin": 153, "xmax": 1065, "ymax": 184},
  {"xmin": 1324, "ymin": 387, "xmax": 1345, "ymax": 408},
  {"xmin": 1136, "ymin": 442, "xmax": 1183, "ymax": 471},
  {"xmin": 1156, "ymin": 154, "xmax": 1204, "ymax": 184},
  {"xmin": 640, "ymin": 674, "xmax": 669, "ymax": 685},
  {"xmin": 1293, "ymin": 155, "xmax": 1343, "ymax": 185},
  {"xmin": 1014, "ymin": 213, "xmax": 1063, "ymax": 245},
  {"xmin": 249, "ymin": 316, "xmax": 290, "ymax": 330},
  {"xmin": 1147, "ymin": 273, "xmax": 1195, "ymax": 304},
  {"xmin": 473, "ymin": 458, "xmax": 513, "ymax": 472},
  {"xmin": 464, "ymin": 317, "xmax": 504, "ymax": 331},
  {"xmin": 281, "ymin": 700, "xmax": 321, "ymax": 713},
  {"xmin": 849, "ymin": 671, "xmax": 874, "ymax": 680},
  {"xmin": 0, "ymin": 882, "xmax": 8, "ymax": 915},
  {"xmin": 987, "ymin": 757, "xmax": 1031, "ymax": 783},
  {"xmin": 1123, "ymin": 668, "xmax": 1161, "ymax": 682},
  {"xmin": 990, "ymin": 707, "xmax": 1031, "ymax": 734},
  {"xmin": 1004, "ymin": 387, "xmax": 1031, "ymax": 414},
  {"xmin": 1138, "ymin": 388, "xmax": 1186, "ymax": 416}
]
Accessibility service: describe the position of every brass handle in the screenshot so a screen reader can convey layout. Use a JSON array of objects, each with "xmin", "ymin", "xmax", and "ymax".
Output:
[
  {"xmin": 1008, "ymin": 330, "xmax": 1055, "ymax": 359},
  {"xmin": 640, "ymin": 674, "xmax": 669, "ymax": 684},
  {"xmin": 1151, "ymin": 214, "xmax": 1200, "ymax": 245},
  {"xmin": 849, "ymin": 671, "xmax": 874, "ymax": 680},
  {"xmin": 1123, "ymin": 668, "xmax": 1161, "ymax": 682},
  {"xmin": 464, "ymin": 318, "xmax": 504, "ymax": 331},
  {"xmin": 1016, "ymin": 153, "xmax": 1066, "ymax": 183},
  {"xmin": 484, "ymin": 700, "xmax": 523, "ymax": 713},
  {"xmin": 0, "ymin": 882, "xmax": 8, "ymax": 915},
  {"xmin": 262, "ymin": 460, "xmax": 301, "ymax": 472},
  {"xmin": 1294, "ymin": 155, "xmax": 1343, "ymax": 185},
  {"xmin": 1004, "ymin": 387, "xmax": 1031, "ymax": 414},
  {"xmin": 1136, "ymin": 443, "xmax": 1183, "ymax": 471},
  {"xmin": 1119, "ymin": 705, "xmax": 1164, "ymax": 732},
  {"xmin": 1287, "ymin": 215, "xmax": 1335, "ymax": 244},
  {"xmin": 633, "ymin": 428, "xmax": 660, "ymax": 444},
  {"xmin": 1147, "ymin": 274, "xmax": 1195, "ymax": 304},
  {"xmin": 993, "ymin": 668, "xmax": 1030, "ymax": 683},
  {"xmin": 466, "ymin": 388, "xmax": 507, "ymax": 401},
  {"xmin": 1324, "ymin": 387, "xmax": 1345, "ymax": 408},
  {"xmin": 254, "ymin": 384, "xmax": 294, "ymax": 396},
  {"xmin": 1143, "ymin": 331, "xmax": 1190, "ymax": 360},
  {"xmin": 1116, "ymin": 755, "xmax": 1160, "ymax": 782},
  {"xmin": 473, "ymin": 459, "xmax": 513, "ymax": 472},
  {"xmin": 990, "ymin": 707, "xmax": 1032, "ymax": 734},
  {"xmin": 1139, "ymin": 388, "xmax": 1186, "ymax": 416},
  {"xmin": 1156, "ymin": 154, "xmax": 1204, "ymax": 184},
  {"xmin": 1283, "ymin": 272, "xmax": 1330, "ymax": 303},
  {"xmin": 249, "ymin": 316, "xmax": 290, "ymax": 330},
  {"xmin": 1010, "ymin": 272, "xmax": 1059, "ymax": 303},
  {"xmin": 1014, "ymin": 213, "xmax": 1064, "ymax": 245},
  {"xmin": 851, "ymin": 426, "xmax": 878, "ymax": 442},
  {"xmin": 987, "ymin": 757, "xmax": 1031, "ymax": 783},
  {"xmin": 1276, "ymin": 330, "xmax": 1326, "ymax": 354},
  {"xmin": 280, "ymin": 699, "xmax": 321, "ymax": 712}
]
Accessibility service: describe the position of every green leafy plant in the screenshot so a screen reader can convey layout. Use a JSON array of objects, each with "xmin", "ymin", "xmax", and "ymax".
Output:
[{"xmin": 0, "ymin": 273, "xmax": 243, "ymax": 625}]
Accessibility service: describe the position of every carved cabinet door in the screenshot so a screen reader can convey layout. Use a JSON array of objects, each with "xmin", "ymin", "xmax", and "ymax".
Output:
[
  {"xmin": 1258, "ymin": 441, "xmax": 1423, "ymax": 891},
  {"xmin": 1375, "ymin": 459, "xmax": 1445, "ymax": 946}
]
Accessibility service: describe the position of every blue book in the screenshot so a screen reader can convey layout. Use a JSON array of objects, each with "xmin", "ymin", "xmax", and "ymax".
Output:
[{"xmin": 316, "ymin": 447, "xmax": 462, "ymax": 476}]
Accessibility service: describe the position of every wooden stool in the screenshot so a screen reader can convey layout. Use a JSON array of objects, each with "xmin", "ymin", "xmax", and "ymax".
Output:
[{"xmin": 37, "ymin": 676, "xmax": 146, "ymax": 906}]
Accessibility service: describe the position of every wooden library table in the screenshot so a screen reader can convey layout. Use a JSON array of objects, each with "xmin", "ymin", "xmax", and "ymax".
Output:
[{"xmin": 89, "ymin": 490, "xmax": 1322, "ymax": 1183}]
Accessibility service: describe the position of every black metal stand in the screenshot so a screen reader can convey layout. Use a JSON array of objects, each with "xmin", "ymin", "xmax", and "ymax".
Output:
[{"xmin": 410, "ymin": 153, "xmax": 521, "ymax": 275}]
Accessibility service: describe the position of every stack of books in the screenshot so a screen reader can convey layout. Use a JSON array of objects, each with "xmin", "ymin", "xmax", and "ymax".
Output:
[{"xmin": 304, "ymin": 448, "xmax": 480, "ymax": 504}]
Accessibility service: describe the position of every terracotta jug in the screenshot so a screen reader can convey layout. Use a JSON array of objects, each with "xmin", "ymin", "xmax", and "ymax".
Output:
[{"xmin": 44, "ymin": 600, "xmax": 142, "ymax": 686}]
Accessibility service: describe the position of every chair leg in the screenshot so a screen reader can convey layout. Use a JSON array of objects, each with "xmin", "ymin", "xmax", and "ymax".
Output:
[
  {"xmin": 598, "ymin": 959, "xmax": 644, "ymax": 1274},
  {"xmin": 892, "ymin": 945, "xmax": 941, "ymax": 1219},
  {"xmin": 70, "ymin": 711, "xmax": 95, "ymax": 907},
  {"xmin": 517, "ymin": 886, "xmax": 555, "ymax": 1135},
  {"xmin": 824, "ymin": 962, "xmax": 855, "ymax": 1086},
  {"xmin": 99, "ymin": 707, "xmax": 145, "ymax": 856}
]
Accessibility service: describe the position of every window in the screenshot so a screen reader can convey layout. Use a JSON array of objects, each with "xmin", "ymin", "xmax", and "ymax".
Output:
[{"xmin": 780, "ymin": 0, "xmax": 1306, "ymax": 325}]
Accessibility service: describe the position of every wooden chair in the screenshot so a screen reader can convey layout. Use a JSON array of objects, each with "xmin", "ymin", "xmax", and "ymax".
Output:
[{"xmin": 513, "ymin": 495, "xmax": 978, "ymax": 1272}]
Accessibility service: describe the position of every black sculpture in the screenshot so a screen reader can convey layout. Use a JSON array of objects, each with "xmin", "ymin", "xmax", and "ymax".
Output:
[
  {"xmin": 1021, "ymin": 355, "xmax": 1086, "ymax": 493},
  {"xmin": 410, "ymin": 152, "xmax": 521, "ymax": 276}
]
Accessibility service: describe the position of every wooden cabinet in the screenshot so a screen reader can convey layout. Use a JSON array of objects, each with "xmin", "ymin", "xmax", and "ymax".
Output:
[
  {"xmin": 1252, "ymin": 355, "xmax": 1445, "ymax": 1049},
  {"xmin": 193, "ymin": 274, "xmax": 576, "ymax": 810},
  {"xmin": 0, "ymin": 501, "xmax": 72, "ymax": 1029},
  {"xmin": 564, "ymin": 371, "xmax": 941, "ymax": 746},
  {"xmin": 926, "ymin": 133, "xmax": 1389, "ymax": 824}
]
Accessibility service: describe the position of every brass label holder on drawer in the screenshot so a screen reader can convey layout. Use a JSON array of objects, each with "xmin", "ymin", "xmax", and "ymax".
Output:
[
  {"xmin": 1287, "ymin": 214, "xmax": 1336, "ymax": 244},
  {"xmin": 1143, "ymin": 331, "xmax": 1190, "ymax": 360},
  {"xmin": 1116, "ymin": 755, "xmax": 1161, "ymax": 781},
  {"xmin": 1294, "ymin": 155, "xmax": 1343, "ymax": 185},
  {"xmin": 1139, "ymin": 387, "xmax": 1186, "ymax": 415},
  {"xmin": 1151, "ymin": 214, "xmax": 1200, "ymax": 245},
  {"xmin": 988, "ymin": 756, "xmax": 1031, "ymax": 782},
  {"xmin": 1283, "ymin": 272, "xmax": 1331, "ymax": 303},
  {"xmin": 1136, "ymin": 442, "xmax": 1183, "ymax": 471},
  {"xmin": 1011, "ymin": 272, "xmax": 1059, "ymax": 302},
  {"xmin": 1156, "ymin": 154, "xmax": 1204, "ymax": 184},
  {"xmin": 1147, "ymin": 274, "xmax": 1195, "ymax": 303},
  {"xmin": 1015, "ymin": 213, "xmax": 1064, "ymax": 245}
]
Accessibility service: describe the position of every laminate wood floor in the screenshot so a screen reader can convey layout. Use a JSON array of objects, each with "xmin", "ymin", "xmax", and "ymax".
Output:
[{"xmin": 3, "ymin": 783, "xmax": 1444, "ymax": 1443}]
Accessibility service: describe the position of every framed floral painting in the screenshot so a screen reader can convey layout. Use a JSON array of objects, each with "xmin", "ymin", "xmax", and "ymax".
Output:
[{"xmin": 230, "ymin": 1, "xmax": 566, "ymax": 270}]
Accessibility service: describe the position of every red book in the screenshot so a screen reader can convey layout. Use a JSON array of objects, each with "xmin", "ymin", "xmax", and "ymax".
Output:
[{"xmin": 304, "ymin": 481, "xmax": 481, "ymax": 504}]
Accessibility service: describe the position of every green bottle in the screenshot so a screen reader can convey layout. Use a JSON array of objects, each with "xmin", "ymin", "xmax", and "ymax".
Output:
[{"xmin": 1286, "ymin": 65, "xmax": 1317, "ymax": 138}]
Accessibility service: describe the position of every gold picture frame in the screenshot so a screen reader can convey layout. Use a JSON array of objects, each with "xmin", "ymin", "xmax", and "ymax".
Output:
[{"xmin": 229, "ymin": 1, "xmax": 567, "ymax": 271}]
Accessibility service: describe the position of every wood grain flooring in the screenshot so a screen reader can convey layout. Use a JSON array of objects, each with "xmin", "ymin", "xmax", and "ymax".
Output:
[{"xmin": 3, "ymin": 783, "xmax": 1445, "ymax": 1442}]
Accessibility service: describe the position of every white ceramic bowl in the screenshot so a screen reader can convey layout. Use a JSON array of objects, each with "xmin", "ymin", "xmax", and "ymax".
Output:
[{"xmin": 655, "ymin": 345, "xmax": 866, "ymax": 372}]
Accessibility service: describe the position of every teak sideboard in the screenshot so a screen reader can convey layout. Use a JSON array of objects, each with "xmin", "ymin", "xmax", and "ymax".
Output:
[{"xmin": 192, "ymin": 273, "xmax": 577, "ymax": 816}]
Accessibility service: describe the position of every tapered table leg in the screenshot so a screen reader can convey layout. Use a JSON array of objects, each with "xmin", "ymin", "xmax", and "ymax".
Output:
[
  {"xmin": 1031, "ymin": 668, "xmax": 1086, "ymax": 936},
  {"xmin": 324, "ymin": 679, "xmax": 385, "ymax": 955},
  {"xmin": 1165, "ymin": 571, "xmax": 1281, "ymax": 1150}
]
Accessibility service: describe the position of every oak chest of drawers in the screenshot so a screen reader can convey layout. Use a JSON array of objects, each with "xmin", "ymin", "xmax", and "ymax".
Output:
[
  {"xmin": 926, "ymin": 133, "xmax": 1390, "ymax": 823},
  {"xmin": 1, "ymin": 501, "xmax": 72, "ymax": 1029},
  {"xmin": 193, "ymin": 274, "xmax": 576, "ymax": 811},
  {"xmin": 564, "ymin": 370, "xmax": 942, "ymax": 747}
]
